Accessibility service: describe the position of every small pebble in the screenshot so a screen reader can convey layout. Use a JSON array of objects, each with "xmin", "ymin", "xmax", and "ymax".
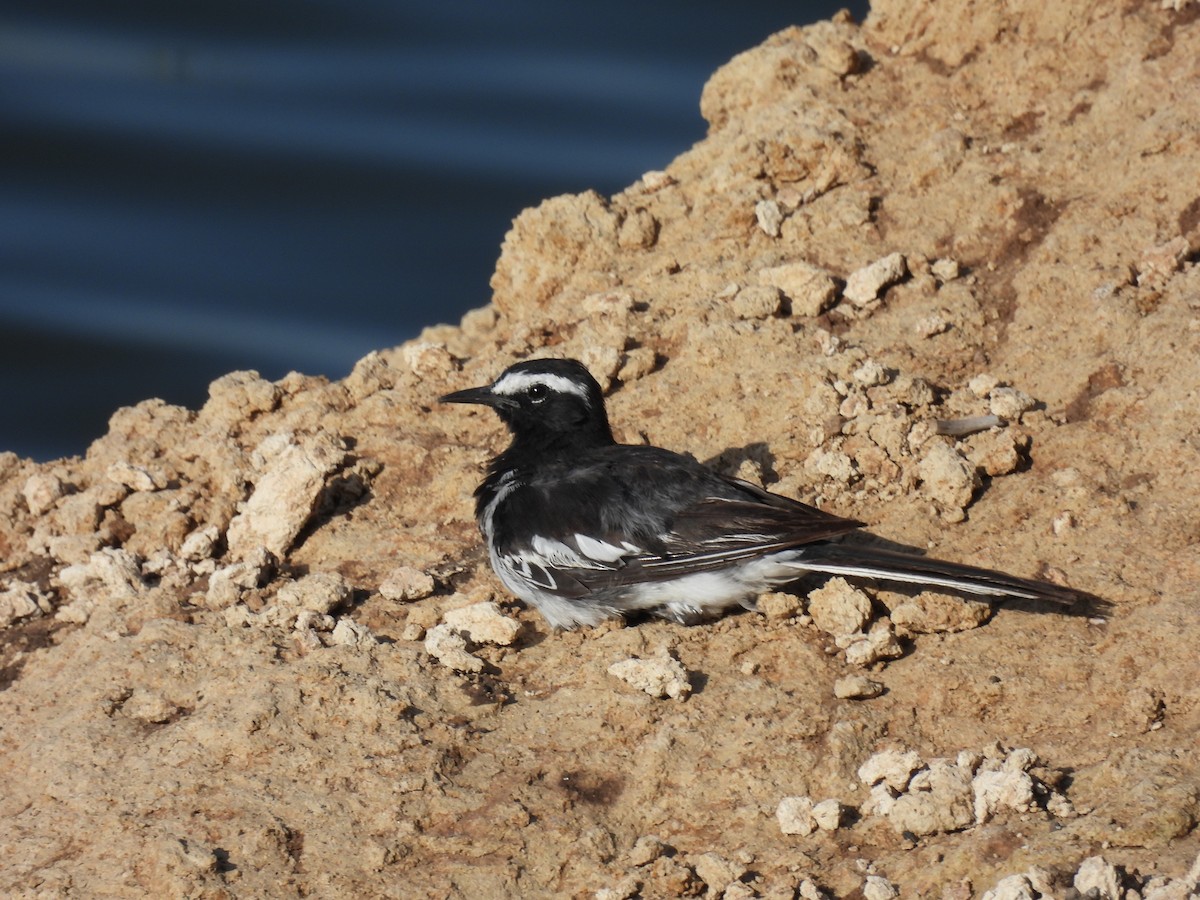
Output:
[
  {"xmin": 844, "ymin": 253, "xmax": 908, "ymax": 307},
  {"xmin": 834, "ymin": 674, "xmax": 884, "ymax": 699},
  {"xmin": 755, "ymin": 199, "xmax": 784, "ymax": 237},
  {"xmin": 442, "ymin": 601, "xmax": 521, "ymax": 646},
  {"xmin": 777, "ymin": 796, "xmax": 817, "ymax": 836},
  {"xmin": 931, "ymin": 258, "xmax": 961, "ymax": 281},
  {"xmin": 608, "ymin": 655, "xmax": 691, "ymax": 700},
  {"xmin": 379, "ymin": 566, "xmax": 436, "ymax": 602}
]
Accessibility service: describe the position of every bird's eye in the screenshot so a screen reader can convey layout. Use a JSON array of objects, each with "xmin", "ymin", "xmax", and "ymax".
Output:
[{"xmin": 527, "ymin": 384, "xmax": 548, "ymax": 402}]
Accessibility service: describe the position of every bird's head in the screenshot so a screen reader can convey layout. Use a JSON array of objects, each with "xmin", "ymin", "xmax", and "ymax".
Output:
[{"xmin": 440, "ymin": 358, "xmax": 614, "ymax": 453}]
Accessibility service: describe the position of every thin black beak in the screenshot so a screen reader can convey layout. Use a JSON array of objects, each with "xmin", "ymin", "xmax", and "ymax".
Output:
[{"xmin": 439, "ymin": 384, "xmax": 500, "ymax": 406}]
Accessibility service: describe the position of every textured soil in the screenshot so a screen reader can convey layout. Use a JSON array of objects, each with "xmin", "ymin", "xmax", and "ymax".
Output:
[{"xmin": 2, "ymin": 1, "xmax": 1199, "ymax": 897}]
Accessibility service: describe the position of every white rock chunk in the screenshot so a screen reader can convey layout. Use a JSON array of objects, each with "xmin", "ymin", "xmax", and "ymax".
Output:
[
  {"xmin": 179, "ymin": 525, "xmax": 221, "ymax": 562},
  {"xmin": 330, "ymin": 618, "xmax": 375, "ymax": 649},
  {"xmin": 808, "ymin": 577, "xmax": 872, "ymax": 636},
  {"xmin": 758, "ymin": 261, "xmax": 840, "ymax": 317},
  {"xmin": 1073, "ymin": 856, "xmax": 1124, "ymax": 900},
  {"xmin": 862, "ymin": 874, "xmax": 899, "ymax": 900},
  {"xmin": 812, "ymin": 798, "xmax": 844, "ymax": 831},
  {"xmin": 840, "ymin": 623, "xmax": 904, "ymax": 667},
  {"xmin": 858, "ymin": 749, "xmax": 923, "ymax": 792},
  {"xmin": 22, "ymin": 472, "xmax": 65, "ymax": 516},
  {"xmin": 834, "ymin": 674, "xmax": 884, "ymax": 699},
  {"xmin": 263, "ymin": 572, "xmax": 352, "ymax": 628},
  {"xmin": 0, "ymin": 582, "xmax": 46, "ymax": 627},
  {"xmin": 989, "ymin": 386, "xmax": 1037, "ymax": 420},
  {"xmin": 918, "ymin": 440, "xmax": 979, "ymax": 518},
  {"xmin": 379, "ymin": 566, "xmax": 436, "ymax": 602},
  {"xmin": 57, "ymin": 548, "xmax": 147, "ymax": 623},
  {"xmin": 424, "ymin": 624, "xmax": 484, "ymax": 673},
  {"xmin": 106, "ymin": 460, "xmax": 167, "ymax": 492},
  {"xmin": 226, "ymin": 431, "xmax": 346, "ymax": 559},
  {"xmin": 980, "ymin": 874, "xmax": 1037, "ymax": 900},
  {"xmin": 776, "ymin": 796, "xmax": 817, "ymax": 836},
  {"xmin": 608, "ymin": 655, "xmax": 691, "ymax": 700},
  {"xmin": 442, "ymin": 601, "xmax": 521, "ymax": 646},
  {"xmin": 755, "ymin": 198, "xmax": 784, "ymax": 237},
  {"xmin": 844, "ymin": 252, "xmax": 907, "ymax": 307},
  {"xmin": 888, "ymin": 759, "xmax": 975, "ymax": 835}
]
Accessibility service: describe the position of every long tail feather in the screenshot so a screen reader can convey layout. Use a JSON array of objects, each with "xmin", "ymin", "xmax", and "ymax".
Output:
[{"xmin": 794, "ymin": 544, "xmax": 1104, "ymax": 611}]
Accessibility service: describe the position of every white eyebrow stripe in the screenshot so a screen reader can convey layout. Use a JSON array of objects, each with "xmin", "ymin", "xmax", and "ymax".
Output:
[{"xmin": 491, "ymin": 371, "xmax": 591, "ymax": 403}]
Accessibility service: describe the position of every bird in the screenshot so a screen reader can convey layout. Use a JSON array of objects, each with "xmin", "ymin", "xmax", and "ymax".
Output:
[{"xmin": 441, "ymin": 357, "xmax": 1094, "ymax": 630}]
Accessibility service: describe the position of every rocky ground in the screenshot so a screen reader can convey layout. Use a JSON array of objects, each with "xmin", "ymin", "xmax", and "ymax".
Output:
[{"xmin": 2, "ymin": 0, "xmax": 1200, "ymax": 897}]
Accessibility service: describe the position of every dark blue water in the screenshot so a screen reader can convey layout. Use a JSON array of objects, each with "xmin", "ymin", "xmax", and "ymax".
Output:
[{"xmin": 1, "ymin": 1, "xmax": 865, "ymax": 461}]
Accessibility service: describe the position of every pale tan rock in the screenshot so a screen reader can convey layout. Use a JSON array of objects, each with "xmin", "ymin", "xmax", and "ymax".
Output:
[
  {"xmin": 636, "ymin": 169, "xmax": 674, "ymax": 192},
  {"xmin": 263, "ymin": 572, "xmax": 352, "ymax": 628},
  {"xmin": 964, "ymin": 429, "xmax": 1024, "ymax": 476},
  {"xmin": 776, "ymin": 796, "xmax": 817, "ymax": 836},
  {"xmin": 204, "ymin": 555, "xmax": 270, "ymax": 610},
  {"xmin": 618, "ymin": 207, "xmax": 659, "ymax": 249},
  {"xmin": 400, "ymin": 621, "xmax": 426, "ymax": 642},
  {"xmin": 343, "ymin": 350, "xmax": 399, "ymax": 400},
  {"xmin": 0, "ymin": 582, "xmax": 44, "ymax": 627},
  {"xmin": 618, "ymin": 346, "xmax": 658, "ymax": 382},
  {"xmin": 442, "ymin": 601, "xmax": 521, "ymax": 646},
  {"xmin": 889, "ymin": 592, "xmax": 992, "ymax": 634},
  {"xmin": 732, "ymin": 285, "xmax": 783, "ymax": 319},
  {"xmin": 626, "ymin": 835, "xmax": 669, "ymax": 866},
  {"xmin": 862, "ymin": 874, "xmax": 899, "ymax": 900},
  {"xmin": 918, "ymin": 440, "xmax": 979, "ymax": 518},
  {"xmin": 808, "ymin": 577, "xmax": 872, "ymax": 636},
  {"xmin": 329, "ymin": 618, "xmax": 375, "ymax": 649},
  {"xmin": 758, "ymin": 590, "xmax": 801, "ymax": 620},
  {"xmin": 583, "ymin": 289, "xmax": 636, "ymax": 318},
  {"xmin": 804, "ymin": 447, "xmax": 857, "ymax": 484},
  {"xmin": 755, "ymin": 199, "xmax": 784, "ymax": 237},
  {"xmin": 858, "ymin": 749, "xmax": 923, "ymax": 792},
  {"xmin": 595, "ymin": 874, "xmax": 642, "ymax": 900},
  {"xmin": 844, "ymin": 253, "xmax": 908, "ymax": 307},
  {"xmin": 1137, "ymin": 236, "xmax": 1189, "ymax": 286},
  {"xmin": 179, "ymin": 525, "xmax": 220, "ymax": 562},
  {"xmin": 888, "ymin": 759, "xmax": 974, "ymax": 835},
  {"xmin": 757, "ymin": 262, "xmax": 839, "ymax": 317},
  {"xmin": 852, "ymin": 359, "xmax": 889, "ymax": 387},
  {"xmin": 123, "ymin": 688, "xmax": 180, "ymax": 724},
  {"xmin": 403, "ymin": 341, "xmax": 457, "ymax": 380},
  {"xmin": 379, "ymin": 566, "xmax": 436, "ymax": 602},
  {"xmin": 424, "ymin": 623, "xmax": 483, "ymax": 673},
  {"xmin": 972, "ymin": 768, "xmax": 1036, "ymax": 824},
  {"xmin": 608, "ymin": 655, "xmax": 691, "ymax": 700},
  {"xmin": 56, "ymin": 548, "xmax": 146, "ymax": 623},
  {"xmin": 106, "ymin": 461, "xmax": 168, "ymax": 492},
  {"xmin": 226, "ymin": 432, "xmax": 346, "ymax": 559},
  {"xmin": 967, "ymin": 373, "xmax": 999, "ymax": 399},
  {"xmin": 931, "ymin": 258, "xmax": 962, "ymax": 281},
  {"xmin": 981, "ymin": 874, "xmax": 1037, "ymax": 900},
  {"xmin": 490, "ymin": 190, "xmax": 619, "ymax": 313},
  {"xmin": 812, "ymin": 798, "xmax": 844, "ymax": 831},
  {"xmin": 199, "ymin": 370, "xmax": 281, "ymax": 425},
  {"xmin": 988, "ymin": 386, "xmax": 1037, "ymax": 421},
  {"xmin": 841, "ymin": 624, "xmax": 904, "ymax": 667},
  {"xmin": 22, "ymin": 472, "xmax": 65, "ymax": 516},
  {"xmin": 691, "ymin": 852, "xmax": 746, "ymax": 894},
  {"xmin": 1073, "ymin": 856, "xmax": 1124, "ymax": 900},
  {"xmin": 834, "ymin": 674, "xmax": 884, "ymax": 699}
]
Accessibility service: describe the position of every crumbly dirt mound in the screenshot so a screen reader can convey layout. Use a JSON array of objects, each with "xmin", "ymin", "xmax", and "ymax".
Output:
[{"xmin": 3, "ymin": 1, "xmax": 1200, "ymax": 896}]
